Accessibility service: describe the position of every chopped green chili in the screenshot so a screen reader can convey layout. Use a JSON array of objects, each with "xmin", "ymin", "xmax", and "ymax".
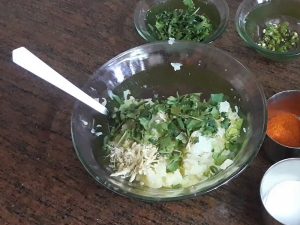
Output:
[{"xmin": 258, "ymin": 22, "xmax": 299, "ymax": 53}]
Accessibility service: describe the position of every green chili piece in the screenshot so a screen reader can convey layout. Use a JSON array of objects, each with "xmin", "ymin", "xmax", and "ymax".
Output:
[{"xmin": 258, "ymin": 22, "xmax": 299, "ymax": 53}]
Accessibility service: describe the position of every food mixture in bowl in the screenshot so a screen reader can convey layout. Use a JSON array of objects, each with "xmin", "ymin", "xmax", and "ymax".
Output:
[
  {"xmin": 103, "ymin": 90, "xmax": 246, "ymax": 189},
  {"xmin": 71, "ymin": 42, "xmax": 266, "ymax": 200}
]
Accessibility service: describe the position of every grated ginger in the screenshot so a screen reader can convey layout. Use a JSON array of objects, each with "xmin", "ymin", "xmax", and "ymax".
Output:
[{"xmin": 109, "ymin": 141, "xmax": 158, "ymax": 182}]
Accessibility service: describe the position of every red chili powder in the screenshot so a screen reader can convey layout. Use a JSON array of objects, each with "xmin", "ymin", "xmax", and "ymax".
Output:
[{"xmin": 267, "ymin": 111, "xmax": 300, "ymax": 147}]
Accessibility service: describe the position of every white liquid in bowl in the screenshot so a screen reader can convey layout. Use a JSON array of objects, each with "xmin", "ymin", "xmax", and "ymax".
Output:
[{"xmin": 263, "ymin": 180, "xmax": 300, "ymax": 225}]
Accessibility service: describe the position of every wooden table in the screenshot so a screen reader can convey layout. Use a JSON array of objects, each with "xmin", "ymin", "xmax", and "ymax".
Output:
[{"xmin": 1, "ymin": 0, "xmax": 298, "ymax": 224}]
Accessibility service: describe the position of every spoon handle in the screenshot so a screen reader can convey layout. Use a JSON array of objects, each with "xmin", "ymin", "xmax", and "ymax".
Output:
[{"xmin": 12, "ymin": 47, "xmax": 108, "ymax": 115}]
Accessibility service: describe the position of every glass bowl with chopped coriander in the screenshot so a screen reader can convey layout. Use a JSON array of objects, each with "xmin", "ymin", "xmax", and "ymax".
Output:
[
  {"xmin": 134, "ymin": 0, "xmax": 229, "ymax": 43},
  {"xmin": 236, "ymin": 0, "xmax": 300, "ymax": 61},
  {"xmin": 71, "ymin": 41, "xmax": 267, "ymax": 201}
]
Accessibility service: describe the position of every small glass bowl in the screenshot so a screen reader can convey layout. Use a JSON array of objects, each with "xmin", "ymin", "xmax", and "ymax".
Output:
[
  {"xmin": 134, "ymin": 0, "xmax": 229, "ymax": 43},
  {"xmin": 235, "ymin": 0, "xmax": 300, "ymax": 61}
]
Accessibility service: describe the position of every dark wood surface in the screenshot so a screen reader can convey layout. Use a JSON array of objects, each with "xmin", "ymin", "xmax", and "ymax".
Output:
[{"xmin": 1, "ymin": 0, "xmax": 298, "ymax": 224}]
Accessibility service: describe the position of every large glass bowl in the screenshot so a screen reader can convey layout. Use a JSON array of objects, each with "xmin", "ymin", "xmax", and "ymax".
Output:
[
  {"xmin": 235, "ymin": 0, "xmax": 300, "ymax": 61},
  {"xmin": 71, "ymin": 41, "xmax": 267, "ymax": 201},
  {"xmin": 134, "ymin": 0, "xmax": 229, "ymax": 43}
]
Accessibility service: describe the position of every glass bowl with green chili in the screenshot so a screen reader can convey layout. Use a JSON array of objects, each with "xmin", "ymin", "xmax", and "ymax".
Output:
[
  {"xmin": 134, "ymin": 0, "xmax": 229, "ymax": 43},
  {"xmin": 236, "ymin": 0, "xmax": 300, "ymax": 61}
]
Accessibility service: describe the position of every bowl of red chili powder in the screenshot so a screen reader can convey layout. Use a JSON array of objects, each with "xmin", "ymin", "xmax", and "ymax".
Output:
[{"xmin": 263, "ymin": 90, "xmax": 300, "ymax": 162}]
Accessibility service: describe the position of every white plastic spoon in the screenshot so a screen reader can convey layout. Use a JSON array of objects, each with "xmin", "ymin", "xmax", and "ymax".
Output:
[{"xmin": 12, "ymin": 47, "xmax": 108, "ymax": 115}]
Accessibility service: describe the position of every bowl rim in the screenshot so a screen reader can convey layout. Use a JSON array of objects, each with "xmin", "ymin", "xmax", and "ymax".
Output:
[
  {"xmin": 260, "ymin": 158, "xmax": 300, "ymax": 191},
  {"xmin": 134, "ymin": 0, "xmax": 230, "ymax": 43},
  {"xmin": 71, "ymin": 41, "xmax": 267, "ymax": 202},
  {"xmin": 235, "ymin": 0, "xmax": 300, "ymax": 57}
]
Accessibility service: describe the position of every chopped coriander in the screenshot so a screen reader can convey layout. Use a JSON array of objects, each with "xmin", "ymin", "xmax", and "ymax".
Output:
[
  {"xmin": 166, "ymin": 153, "xmax": 182, "ymax": 172},
  {"xmin": 258, "ymin": 22, "xmax": 299, "ymax": 52},
  {"xmin": 105, "ymin": 90, "xmax": 244, "ymax": 188},
  {"xmin": 147, "ymin": 0, "xmax": 213, "ymax": 42}
]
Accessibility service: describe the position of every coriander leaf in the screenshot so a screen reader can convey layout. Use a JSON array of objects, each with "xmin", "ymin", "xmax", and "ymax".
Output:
[
  {"xmin": 221, "ymin": 117, "xmax": 230, "ymax": 129},
  {"xmin": 187, "ymin": 119, "xmax": 203, "ymax": 133},
  {"xmin": 139, "ymin": 117, "xmax": 150, "ymax": 129},
  {"xmin": 168, "ymin": 122, "xmax": 181, "ymax": 137},
  {"xmin": 201, "ymin": 117, "xmax": 218, "ymax": 136},
  {"xmin": 225, "ymin": 142, "xmax": 240, "ymax": 154},
  {"xmin": 155, "ymin": 123, "xmax": 169, "ymax": 136},
  {"xmin": 166, "ymin": 154, "xmax": 182, "ymax": 172},
  {"xmin": 210, "ymin": 107, "xmax": 220, "ymax": 118},
  {"xmin": 158, "ymin": 135, "xmax": 177, "ymax": 154}
]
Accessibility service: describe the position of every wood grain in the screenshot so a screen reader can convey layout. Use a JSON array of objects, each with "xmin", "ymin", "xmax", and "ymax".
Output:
[{"xmin": 1, "ymin": 0, "xmax": 298, "ymax": 224}]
